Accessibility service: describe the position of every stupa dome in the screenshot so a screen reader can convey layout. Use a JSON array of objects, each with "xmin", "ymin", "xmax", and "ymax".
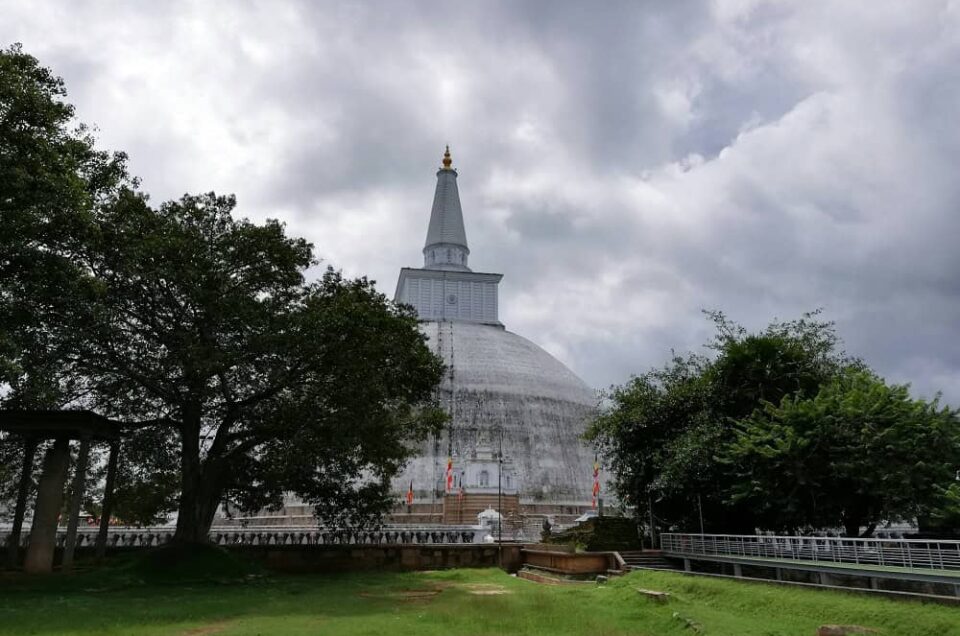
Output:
[
  {"xmin": 397, "ymin": 320, "xmax": 597, "ymax": 502},
  {"xmin": 421, "ymin": 322, "xmax": 593, "ymax": 404}
]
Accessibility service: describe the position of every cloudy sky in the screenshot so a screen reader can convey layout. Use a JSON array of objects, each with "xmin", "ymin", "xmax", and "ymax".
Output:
[{"xmin": 4, "ymin": 1, "xmax": 959, "ymax": 402}]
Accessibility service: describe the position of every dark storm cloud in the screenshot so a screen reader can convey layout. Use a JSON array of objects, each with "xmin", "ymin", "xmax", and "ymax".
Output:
[{"xmin": 3, "ymin": 0, "xmax": 959, "ymax": 403}]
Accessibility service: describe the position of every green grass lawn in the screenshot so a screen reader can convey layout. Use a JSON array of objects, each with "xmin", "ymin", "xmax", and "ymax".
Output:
[{"xmin": 0, "ymin": 566, "xmax": 957, "ymax": 635}]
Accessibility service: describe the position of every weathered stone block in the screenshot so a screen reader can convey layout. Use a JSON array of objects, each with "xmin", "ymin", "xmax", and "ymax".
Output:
[
  {"xmin": 817, "ymin": 626, "xmax": 878, "ymax": 636},
  {"xmin": 637, "ymin": 588, "xmax": 670, "ymax": 603}
]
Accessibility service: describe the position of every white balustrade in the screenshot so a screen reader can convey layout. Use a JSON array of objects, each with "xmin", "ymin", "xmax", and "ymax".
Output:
[
  {"xmin": 660, "ymin": 532, "xmax": 960, "ymax": 571},
  {"xmin": 0, "ymin": 524, "xmax": 490, "ymax": 549}
]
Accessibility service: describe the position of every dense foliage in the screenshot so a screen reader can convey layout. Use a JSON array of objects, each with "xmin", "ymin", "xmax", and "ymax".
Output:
[
  {"xmin": 924, "ymin": 483, "xmax": 960, "ymax": 532},
  {"xmin": 588, "ymin": 312, "xmax": 960, "ymax": 536},
  {"xmin": 728, "ymin": 370, "xmax": 960, "ymax": 536},
  {"xmin": 542, "ymin": 516, "xmax": 642, "ymax": 552},
  {"xmin": 0, "ymin": 43, "xmax": 131, "ymax": 407},
  {"xmin": 96, "ymin": 428, "xmax": 181, "ymax": 526}
]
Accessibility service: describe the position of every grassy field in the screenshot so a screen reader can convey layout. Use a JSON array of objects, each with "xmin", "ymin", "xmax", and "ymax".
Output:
[{"xmin": 0, "ymin": 566, "xmax": 958, "ymax": 635}]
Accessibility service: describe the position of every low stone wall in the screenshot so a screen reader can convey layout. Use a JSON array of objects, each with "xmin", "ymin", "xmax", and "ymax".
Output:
[
  {"xmin": 517, "ymin": 568, "xmax": 594, "ymax": 585},
  {"xmin": 524, "ymin": 542, "xmax": 575, "ymax": 554},
  {"xmin": 231, "ymin": 544, "xmax": 524, "ymax": 574},
  {"xmin": 521, "ymin": 548, "xmax": 617, "ymax": 575}
]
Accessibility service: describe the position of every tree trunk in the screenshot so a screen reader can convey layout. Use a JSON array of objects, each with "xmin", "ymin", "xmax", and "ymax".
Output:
[
  {"xmin": 646, "ymin": 492, "xmax": 657, "ymax": 549},
  {"xmin": 842, "ymin": 518, "xmax": 861, "ymax": 538},
  {"xmin": 173, "ymin": 416, "xmax": 223, "ymax": 544},
  {"xmin": 173, "ymin": 477, "xmax": 221, "ymax": 543}
]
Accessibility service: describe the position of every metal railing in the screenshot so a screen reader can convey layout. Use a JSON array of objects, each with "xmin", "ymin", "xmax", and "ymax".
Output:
[
  {"xmin": 0, "ymin": 524, "xmax": 489, "ymax": 549},
  {"xmin": 660, "ymin": 533, "xmax": 960, "ymax": 572}
]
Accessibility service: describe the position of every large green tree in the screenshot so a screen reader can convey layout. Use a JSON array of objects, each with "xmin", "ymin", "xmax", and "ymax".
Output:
[
  {"xmin": 726, "ymin": 370, "xmax": 960, "ymax": 536},
  {"xmin": 590, "ymin": 312, "xmax": 960, "ymax": 537},
  {"xmin": 588, "ymin": 311, "xmax": 855, "ymax": 534},
  {"xmin": 78, "ymin": 192, "xmax": 445, "ymax": 541}
]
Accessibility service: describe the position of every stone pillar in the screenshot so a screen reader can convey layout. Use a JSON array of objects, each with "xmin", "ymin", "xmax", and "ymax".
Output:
[
  {"xmin": 23, "ymin": 438, "xmax": 71, "ymax": 574},
  {"xmin": 683, "ymin": 558, "xmax": 692, "ymax": 572},
  {"xmin": 733, "ymin": 563, "xmax": 743, "ymax": 578},
  {"xmin": 5, "ymin": 436, "xmax": 38, "ymax": 568},
  {"xmin": 62, "ymin": 436, "xmax": 91, "ymax": 571},
  {"xmin": 94, "ymin": 441, "xmax": 120, "ymax": 561},
  {"xmin": 775, "ymin": 567, "xmax": 783, "ymax": 581}
]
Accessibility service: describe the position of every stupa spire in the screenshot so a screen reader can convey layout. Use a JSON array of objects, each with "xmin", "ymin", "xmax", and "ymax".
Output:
[
  {"xmin": 423, "ymin": 146, "xmax": 470, "ymax": 271},
  {"xmin": 394, "ymin": 147, "xmax": 503, "ymax": 325}
]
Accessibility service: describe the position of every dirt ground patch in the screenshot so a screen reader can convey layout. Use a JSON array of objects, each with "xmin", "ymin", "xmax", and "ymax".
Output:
[
  {"xmin": 460, "ymin": 583, "xmax": 511, "ymax": 595},
  {"xmin": 359, "ymin": 588, "xmax": 442, "ymax": 603},
  {"xmin": 180, "ymin": 621, "xmax": 232, "ymax": 636}
]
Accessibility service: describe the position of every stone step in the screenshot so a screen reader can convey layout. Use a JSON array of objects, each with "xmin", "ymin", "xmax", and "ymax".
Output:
[
  {"xmin": 623, "ymin": 555, "xmax": 678, "ymax": 563},
  {"xmin": 517, "ymin": 567, "xmax": 594, "ymax": 586},
  {"xmin": 628, "ymin": 562, "xmax": 681, "ymax": 571},
  {"xmin": 628, "ymin": 563, "xmax": 680, "ymax": 571},
  {"xmin": 618, "ymin": 550, "xmax": 681, "ymax": 571}
]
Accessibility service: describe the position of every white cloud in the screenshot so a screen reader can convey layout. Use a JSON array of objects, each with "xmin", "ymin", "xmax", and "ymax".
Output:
[{"xmin": 2, "ymin": 0, "xmax": 958, "ymax": 402}]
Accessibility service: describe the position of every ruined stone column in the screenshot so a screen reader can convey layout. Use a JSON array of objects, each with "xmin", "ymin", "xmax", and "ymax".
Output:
[
  {"xmin": 94, "ymin": 440, "xmax": 120, "ymax": 561},
  {"xmin": 5, "ymin": 436, "xmax": 37, "ymax": 568},
  {"xmin": 23, "ymin": 438, "xmax": 71, "ymax": 574},
  {"xmin": 62, "ymin": 436, "xmax": 91, "ymax": 571}
]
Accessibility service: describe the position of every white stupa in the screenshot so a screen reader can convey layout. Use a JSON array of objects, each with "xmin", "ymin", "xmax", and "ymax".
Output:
[{"xmin": 393, "ymin": 148, "xmax": 598, "ymax": 518}]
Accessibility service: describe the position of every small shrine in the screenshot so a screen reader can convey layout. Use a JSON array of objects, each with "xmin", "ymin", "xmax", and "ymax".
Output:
[{"xmin": 441, "ymin": 431, "xmax": 520, "ymax": 525}]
